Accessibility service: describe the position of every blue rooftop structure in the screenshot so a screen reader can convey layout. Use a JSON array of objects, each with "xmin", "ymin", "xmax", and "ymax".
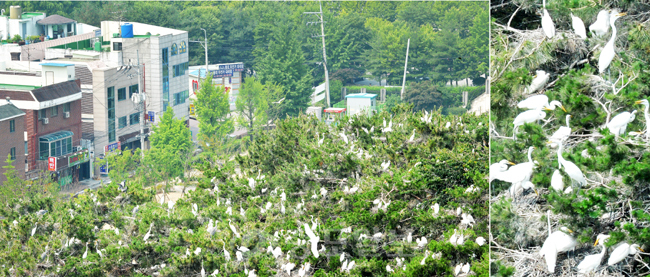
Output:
[
  {"xmin": 40, "ymin": 63, "xmax": 75, "ymax": 67},
  {"xmin": 345, "ymin": 93, "xmax": 377, "ymax": 99},
  {"xmin": 189, "ymin": 68, "xmax": 208, "ymax": 78}
]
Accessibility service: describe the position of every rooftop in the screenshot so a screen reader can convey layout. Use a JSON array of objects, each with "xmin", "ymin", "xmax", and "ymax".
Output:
[
  {"xmin": 37, "ymin": 14, "xmax": 75, "ymax": 25},
  {"xmin": 0, "ymin": 84, "xmax": 42, "ymax": 91},
  {"xmin": 0, "ymin": 102, "xmax": 26, "ymax": 122},
  {"xmin": 40, "ymin": 63, "xmax": 75, "ymax": 67},
  {"xmin": 345, "ymin": 93, "xmax": 377, "ymax": 99},
  {"xmin": 19, "ymin": 12, "xmax": 45, "ymax": 19}
]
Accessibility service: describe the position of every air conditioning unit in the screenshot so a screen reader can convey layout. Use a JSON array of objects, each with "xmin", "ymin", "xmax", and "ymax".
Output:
[
  {"xmin": 64, "ymin": 112, "xmax": 70, "ymax": 118},
  {"xmin": 42, "ymin": 118, "xmax": 49, "ymax": 124},
  {"xmin": 76, "ymin": 146, "xmax": 83, "ymax": 152}
]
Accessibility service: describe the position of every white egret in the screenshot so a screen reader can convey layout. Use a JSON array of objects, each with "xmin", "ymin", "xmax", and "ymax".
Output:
[
  {"xmin": 541, "ymin": 0, "xmax": 556, "ymax": 38},
  {"xmin": 82, "ymin": 242, "xmax": 89, "ymax": 259},
  {"xmin": 489, "ymin": 160, "xmax": 515, "ymax": 182},
  {"xmin": 540, "ymin": 211, "xmax": 578, "ymax": 273},
  {"xmin": 386, "ymin": 264, "xmax": 394, "ymax": 273},
  {"xmin": 248, "ymin": 177, "xmax": 255, "ymax": 190},
  {"xmin": 207, "ymin": 219, "xmax": 217, "ymax": 236},
  {"xmin": 381, "ymin": 160, "xmax": 390, "ymax": 171},
  {"xmin": 513, "ymin": 109, "xmax": 548, "ymax": 137},
  {"xmin": 432, "ymin": 203, "xmax": 440, "ymax": 214},
  {"xmin": 282, "ymin": 261, "xmax": 296, "ymax": 275},
  {"xmin": 304, "ymin": 223, "xmax": 320, "ymax": 258},
  {"xmin": 31, "ymin": 223, "xmax": 38, "ymax": 237},
  {"xmin": 476, "ymin": 237, "xmax": 486, "ymax": 246},
  {"xmin": 409, "ymin": 129, "xmax": 416, "ymax": 142},
  {"xmin": 551, "ymin": 170, "xmax": 565, "ymax": 192},
  {"xmin": 407, "ymin": 232, "xmax": 412, "ymax": 243},
  {"xmin": 194, "ymin": 247, "xmax": 202, "ymax": 255},
  {"xmin": 608, "ymin": 110, "xmax": 637, "ymax": 137},
  {"xmin": 228, "ymin": 219, "xmax": 241, "ymax": 238},
  {"xmin": 525, "ymin": 70, "xmax": 550, "ymax": 94},
  {"xmin": 462, "ymin": 263, "xmax": 470, "ymax": 274},
  {"xmin": 598, "ymin": 11, "xmax": 627, "ymax": 73},
  {"xmin": 201, "ymin": 262, "xmax": 206, "ymax": 277},
  {"xmin": 577, "ymin": 234, "xmax": 610, "ymax": 273},
  {"xmin": 549, "ymin": 115, "xmax": 572, "ymax": 146},
  {"xmin": 236, "ymin": 250, "xmax": 243, "ymax": 261},
  {"xmin": 517, "ymin": 95, "xmax": 566, "ymax": 112},
  {"xmin": 420, "ymin": 250, "xmax": 429, "ymax": 265},
  {"xmin": 454, "ymin": 264, "xmax": 462, "ymax": 276},
  {"xmin": 222, "ymin": 241, "xmax": 231, "ymax": 261},
  {"xmin": 571, "ymin": 13, "xmax": 587, "ymax": 39},
  {"xmin": 608, "ymin": 243, "xmax": 643, "ymax": 265},
  {"xmin": 445, "ymin": 122, "xmax": 452, "ymax": 128},
  {"xmin": 143, "ymin": 222, "xmax": 154, "ymax": 242},
  {"xmin": 493, "ymin": 147, "xmax": 536, "ymax": 186},
  {"xmin": 159, "ymin": 189, "xmax": 165, "ymax": 205},
  {"xmin": 339, "ymin": 131, "xmax": 348, "ymax": 144},
  {"xmin": 417, "ymin": 236, "xmax": 428, "ymax": 248},
  {"xmin": 557, "ymin": 141, "xmax": 586, "ymax": 187},
  {"xmin": 590, "ymin": 10, "xmax": 610, "ymax": 37}
]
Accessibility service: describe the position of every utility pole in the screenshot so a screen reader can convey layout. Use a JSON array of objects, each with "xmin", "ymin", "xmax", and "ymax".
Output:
[
  {"xmin": 401, "ymin": 38, "xmax": 410, "ymax": 101},
  {"xmin": 304, "ymin": 0, "xmax": 331, "ymax": 108},
  {"xmin": 136, "ymin": 49, "xmax": 145, "ymax": 158},
  {"xmin": 190, "ymin": 28, "xmax": 208, "ymax": 83}
]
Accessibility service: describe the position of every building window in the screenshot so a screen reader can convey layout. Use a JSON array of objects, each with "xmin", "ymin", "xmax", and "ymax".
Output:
[
  {"xmin": 63, "ymin": 103, "xmax": 70, "ymax": 113},
  {"xmin": 10, "ymin": 53, "xmax": 20, "ymax": 61},
  {"xmin": 9, "ymin": 119, "xmax": 15, "ymax": 133},
  {"xmin": 118, "ymin": 87, "xmax": 127, "ymax": 101},
  {"xmin": 25, "ymin": 141, "xmax": 28, "ymax": 155},
  {"xmin": 130, "ymin": 113, "xmax": 140, "ymax": 125},
  {"xmin": 118, "ymin": 116, "xmax": 127, "ymax": 129},
  {"xmin": 107, "ymin": 87, "xmax": 116, "ymax": 143},
  {"xmin": 38, "ymin": 131, "xmax": 73, "ymax": 160},
  {"xmin": 50, "ymin": 106, "xmax": 58, "ymax": 117},
  {"xmin": 39, "ymin": 109, "xmax": 47, "ymax": 119},
  {"xmin": 129, "ymin": 85, "xmax": 139, "ymax": 99},
  {"xmin": 113, "ymin": 42, "xmax": 122, "ymax": 51},
  {"xmin": 162, "ymin": 48, "xmax": 169, "ymax": 111},
  {"xmin": 174, "ymin": 90, "xmax": 189, "ymax": 106},
  {"xmin": 173, "ymin": 62, "xmax": 189, "ymax": 77},
  {"xmin": 10, "ymin": 147, "xmax": 15, "ymax": 161}
]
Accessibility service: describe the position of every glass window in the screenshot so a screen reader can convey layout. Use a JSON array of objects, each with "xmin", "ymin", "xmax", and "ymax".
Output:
[
  {"xmin": 130, "ymin": 113, "xmax": 140, "ymax": 125},
  {"xmin": 118, "ymin": 88, "xmax": 127, "ymax": 101},
  {"xmin": 39, "ymin": 109, "xmax": 46, "ymax": 119},
  {"xmin": 119, "ymin": 116, "xmax": 127, "ymax": 129},
  {"xmin": 67, "ymin": 137, "xmax": 72, "ymax": 153},
  {"xmin": 107, "ymin": 87, "xmax": 116, "ymax": 143},
  {"xmin": 39, "ymin": 142, "xmax": 48, "ymax": 160},
  {"xmin": 63, "ymin": 103, "xmax": 70, "ymax": 113},
  {"xmin": 10, "ymin": 147, "xmax": 15, "ymax": 160},
  {"xmin": 129, "ymin": 85, "xmax": 138, "ymax": 98},
  {"xmin": 9, "ymin": 119, "xmax": 15, "ymax": 132},
  {"xmin": 24, "ymin": 141, "xmax": 28, "ymax": 155},
  {"xmin": 51, "ymin": 106, "xmax": 58, "ymax": 117}
]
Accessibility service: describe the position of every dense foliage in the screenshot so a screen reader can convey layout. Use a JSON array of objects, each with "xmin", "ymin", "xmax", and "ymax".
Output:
[
  {"xmin": 490, "ymin": 0, "xmax": 650, "ymax": 276},
  {"xmin": 0, "ymin": 106, "xmax": 488, "ymax": 276}
]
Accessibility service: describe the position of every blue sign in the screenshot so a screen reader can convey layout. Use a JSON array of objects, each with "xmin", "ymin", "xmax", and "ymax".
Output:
[
  {"xmin": 95, "ymin": 30, "xmax": 101, "ymax": 37},
  {"xmin": 100, "ymin": 164, "xmax": 109, "ymax": 174},
  {"xmin": 148, "ymin": 111, "xmax": 155, "ymax": 123},
  {"xmin": 218, "ymin": 63, "xmax": 244, "ymax": 72},
  {"xmin": 105, "ymin": 142, "xmax": 121, "ymax": 153},
  {"xmin": 211, "ymin": 69, "xmax": 234, "ymax": 78}
]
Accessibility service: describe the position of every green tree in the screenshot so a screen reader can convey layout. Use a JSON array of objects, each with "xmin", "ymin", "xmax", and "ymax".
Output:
[
  {"xmin": 403, "ymin": 80, "xmax": 443, "ymax": 112},
  {"xmin": 195, "ymin": 75, "xmax": 233, "ymax": 141},
  {"xmin": 106, "ymin": 148, "xmax": 141, "ymax": 184},
  {"xmin": 145, "ymin": 106, "xmax": 191, "ymax": 183},
  {"xmin": 236, "ymin": 77, "xmax": 268, "ymax": 138},
  {"xmin": 257, "ymin": 23, "xmax": 313, "ymax": 117},
  {"xmin": 1, "ymin": 154, "xmax": 22, "ymax": 203}
]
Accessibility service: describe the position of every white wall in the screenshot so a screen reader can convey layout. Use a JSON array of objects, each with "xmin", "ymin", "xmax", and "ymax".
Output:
[{"xmin": 346, "ymin": 98, "xmax": 372, "ymax": 117}]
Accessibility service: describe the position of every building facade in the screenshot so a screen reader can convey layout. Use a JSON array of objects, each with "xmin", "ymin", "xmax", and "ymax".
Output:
[
  {"xmin": 188, "ymin": 63, "xmax": 243, "ymax": 111},
  {"xmin": 0, "ymin": 102, "xmax": 26, "ymax": 183},
  {"xmin": 0, "ymin": 7, "xmax": 46, "ymax": 41},
  {"xmin": 345, "ymin": 93, "xmax": 377, "ymax": 117}
]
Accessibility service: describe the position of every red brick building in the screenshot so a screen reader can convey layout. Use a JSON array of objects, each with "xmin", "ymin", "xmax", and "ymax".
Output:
[
  {"xmin": 0, "ymin": 79, "xmax": 89, "ymax": 184},
  {"xmin": 0, "ymin": 102, "xmax": 26, "ymax": 184}
]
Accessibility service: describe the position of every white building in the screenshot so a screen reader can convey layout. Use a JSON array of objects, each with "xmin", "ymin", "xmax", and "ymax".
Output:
[
  {"xmin": 188, "ymin": 63, "xmax": 243, "ymax": 111},
  {"xmin": 0, "ymin": 7, "xmax": 45, "ymax": 41},
  {"xmin": 345, "ymin": 93, "xmax": 377, "ymax": 117}
]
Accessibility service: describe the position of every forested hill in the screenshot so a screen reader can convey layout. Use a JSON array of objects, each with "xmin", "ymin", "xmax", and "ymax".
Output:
[{"xmin": 2, "ymin": 1, "xmax": 488, "ymax": 88}]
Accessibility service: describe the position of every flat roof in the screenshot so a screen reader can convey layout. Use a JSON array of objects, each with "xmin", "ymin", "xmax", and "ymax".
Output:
[
  {"xmin": 345, "ymin": 93, "xmax": 377, "ymax": 99},
  {"xmin": 21, "ymin": 12, "xmax": 45, "ymax": 19},
  {"xmin": 40, "ymin": 63, "xmax": 75, "ymax": 67},
  {"xmin": 324, "ymin": 108, "xmax": 346, "ymax": 113},
  {"xmin": 0, "ymin": 84, "xmax": 41, "ymax": 91}
]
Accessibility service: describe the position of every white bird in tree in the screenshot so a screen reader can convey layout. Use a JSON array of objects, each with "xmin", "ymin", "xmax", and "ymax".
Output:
[
  {"xmin": 577, "ymin": 234, "xmax": 610, "ymax": 273},
  {"xmin": 207, "ymin": 219, "xmax": 217, "ymax": 236},
  {"xmin": 236, "ymin": 249, "xmax": 243, "ymax": 261},
  {"xmin": 462, "ymin": 263, "xmax": 470, "ymax": 274},
  {"xmin": 159, "ymin": 189, "xmax": 165, "ymax": 205},
  {"xmin": 409, "ymin": 129, "xmax": 416, "ymax": 142},
  {"xmin": 489, "ymin": 160, "xmax": 514, "ymax": 182},
  {"xmin": 386, "ymin": 264, "xmax": 394, "ymax": 273},
  {"xmin": 304, "ymin": 223, "xmax": 320, "ymax": 258},
  {"xmin": 476, "ymin": 237, "xmax": 486, "ymax": 246},
  {"xmin": 599, "ymin": 11, "xmax": 627, "ymax": 74},
  {"xmin": 571, "ymin": 13, "xmax": 587, "ymax": 39},
  {"xmin": 95, "ymin": 241, "xmax": 103, "ymax": 259},
  {"xmin": 454, "ymin": 264, "xmax": 462, "ymax": 276},
  {"xmin": 221, "ymin": 240, "xmax": 231, "ymax": 261},
  {"xmin": 540, "ymin": 211, "xmax": 577, "ymax": 273},
  {"xmin": 590, "ymin": 9, "xmax": 611, "ymax": 37},
  {"xmin": 525, "ymin": 70, "xmax": 550, "ymax": 94},
  {"xmin": 194, "ymin": 247, "xmax": 202, "ymax": 256},
  {"xmin": 416, "ymin": 236, "xmax": 428, "ymax": 248},
  {"xmin": 382, "ymin": 119, "xmax": 393, "ymax": 133},
  {"xmin": 210, "ymin": 269, "xmax": 219, "ymax": 276},
  {"xmin": 608, "ymin": 242, "xmax": 643, "ymax": 265},
  {"xmin": 556, "ymin": 141, "xmax": 586, "ymax": 187},
  {"xmin": 228, "ymin": 219, "xmax": 241, "ymax": 238},
  {"xmin": 381, "ymin": 160, "xmax": 390, "ymax": 171},
  {"xmin": 82, "ymin": 241, "xmax": 89, "ymax": 259},
  {"xmin": 432, "ymin": 203, "xmax": 440, "ymax": 214},
  {"xmin": 420, "ymin": 250, "xmax": 430, "ymax": 265},
  {"xmin": 248, "ymin": 177, "xmax": 256, "ymax": 190},
  {"xmin": 318, "ymin": 133, "xmax": 325, "ymax": 146},
  {"xmin": 31, "ymin": 223, "xmax": 38, "ymax": 237},
  {"xmin": 298, "ymin": 262, "xmax": 310, "ymax": 277},
  {"xmin": 339, "ymin": 131, "xmax": 348, "ymax": 144},
  {"xmin": 201, "ymin": 262, "xmax": 206, "ymax": 277},
  {"xmin": 636, "ymin": 99, "xmax": 650, "ymax": 139},
  {"xmin": 551, "ymin": 170, "xmax": 564, "ymax": 192},
  {"xmin": 143, "ymin": 222, "xmax": 154, "ymax": 242},
  {"xmin": 132, "ymin": 205, "xmax": 139, "ymax": 216},
  {"xmin": 549, "ymin": 115, "xmax": 572, "ymax": 147},
  {"xmin": 517, "ymin": 95, "xmax": 566, "ymax": 112},
  {"xmin": 513, "ymin": 108, "xmax": 548, "ymax": 137},
  {"xmin": 608, "ymin": 110, "xmax": 637, "ymax": 137},
  {"xmin": 541, "ymin": 0, "xmax": 555, "ymax": 38}
]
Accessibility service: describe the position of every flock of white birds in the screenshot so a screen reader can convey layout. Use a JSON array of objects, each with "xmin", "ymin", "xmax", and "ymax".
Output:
[
  {"xmin": 2, "ymin": 110, "xmax": 488, "ymax": 276},
  {"xmin": 492, "ymin": 1, "xmax": 646, "ymax": 275}
]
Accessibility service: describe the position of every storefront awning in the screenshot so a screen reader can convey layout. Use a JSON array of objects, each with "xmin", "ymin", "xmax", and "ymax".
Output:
[{"xmin": 39, "ymin": 131, "xmax": 73, "ymax": 142}]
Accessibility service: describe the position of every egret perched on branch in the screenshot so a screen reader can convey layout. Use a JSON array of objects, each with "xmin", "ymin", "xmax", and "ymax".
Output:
[
  {"xmin": 304, "ymin": 223, "xmax": 320, "ymax": 258},
  {"xmin": 339, "ymin": 131, "xmax": 348, "ymax": 144},
  {"xmin": 31, "ymin": 223, "xmax": 38, "ymax": 237},
  {"xmin": 571, "ymin": 13, "xmax": 587, "ymax": 39},
  {"xmin": 598, "ymin": 11, "xmax": 627, "ymax": 74},
  {"xmin": 525, "ymin": 70, "xmax": 550, "ymax": 94},
  {"xmin": 489, "ymin": 160, "xmax": 514, "ymax": 182},
  {"xmin": 221, "ymin": 240, "xmax": 231, "ymax": 261},
  {"xmin": 607, "ymin": 110, "xmax": 636, "ymax": 137},
  {"xmin": 493, "ymin": 147, "xmax": 536, "ymax": 186},
  {"xmin": 540, "ymin": 0, "xmax": 555, "ymax": 38},
  {"xmin": 82, "ymin": 241, "xmax": 89, "ymax": 259},
  {"xmin": 517, "ymin": 95, "xmax": 566, "ymax": 112},
  {"xmin": 228, "ymin": 219, "xmax": 241, "ymax": 238},
  {"xmin": 556, "ymin": 141, "xmax": 586, "ymax": 187},
  {"xmin": 513, "ymin": 109, "xmax": 548, "ymax": 138},
  {"xmin": 549, "ymin": 115, "xmax": 572, "ymax": 147},
  {"xmin": 590, "ymin": 10, "xmax": 610, "ymax": 37},
  {"xmin": 143, "ymin": 222, "xmax": 154, "ymax": 242},
  {"xmin": 608, "ymin": 243, "xmax": 643, "ymax": 265},
  {"xmin": 551, "ymin": 170, "xmax": 564, "ymax": 192},
  {"xmin": 540, "ymin": 210, "xmax": 577, "ymax": 273},
  {"xmin": 636, "ymin": 99, "xmax": 650, "ymax": 139},
  {"xmin": 577, "ymin": 234, "xmax": 610, "ymax": 273}
]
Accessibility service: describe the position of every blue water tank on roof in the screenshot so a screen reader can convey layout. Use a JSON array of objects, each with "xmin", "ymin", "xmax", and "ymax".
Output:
[{"xmin": 121, "ymin": 23, "xmax": 133, "ymax": 38}]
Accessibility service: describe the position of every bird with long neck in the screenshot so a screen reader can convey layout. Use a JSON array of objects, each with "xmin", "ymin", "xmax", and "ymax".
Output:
[
  {"xmin": 599, "ymin": 11, "xmax": 626, "ymax": 74},
  {"xmin": 636, "ymin": 99, "xmax": 650, "ymax": 139}
]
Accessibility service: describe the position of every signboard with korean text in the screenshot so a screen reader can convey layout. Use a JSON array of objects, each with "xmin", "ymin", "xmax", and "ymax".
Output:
[
  {"xmin": 68, "ymin": 150, "xmax": 90, "ymax": 167},
  {"xmin": 95, "ymin": 30, "xmax": 101, "ymax": 37},
  {"xmin": 190, "ymin": 104, "xmax": 196, "ymax": 117},
  {"xmin": 105, "ymin": 141, "xmax": 121, "ymax": 154},
  {"xmin": 148, "ymin": 111, "xmax": 155, "ymax": 123},
  {"xmin": 211, "ymin": 69, "xmax": 234, "ymax": 78},
  {"xmin": 48, "ymin": 157, "xmax": 57, "ymax": 171},
  {"xmin": 218, "ymin": 63, "xmax": 244, "ymax": 72}
]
